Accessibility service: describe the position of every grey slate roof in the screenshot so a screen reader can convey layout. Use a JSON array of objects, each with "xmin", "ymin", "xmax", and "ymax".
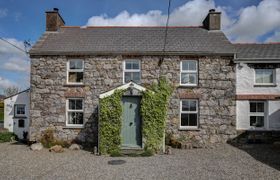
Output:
[
  {"xmin": 29, "ymin": 26, "xmax": 235, "ymax": 56},
  {"xmin": 235, "ymin": 43, "xmax": 280, "ymax": 60}
]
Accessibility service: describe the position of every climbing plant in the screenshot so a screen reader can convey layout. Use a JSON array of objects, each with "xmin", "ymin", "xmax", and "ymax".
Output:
[
  {"xmin": 99, "ymin": 90, "xmax": 124, "ymax": 154},
  {"xmin": 141, "ymin": 77, "xmax": 173, "ymax": 152}
]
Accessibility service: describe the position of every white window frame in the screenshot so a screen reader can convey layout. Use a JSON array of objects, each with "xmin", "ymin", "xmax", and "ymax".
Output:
[
  {"xmin": 67, "ymin": 59, "xmax": 84, "ymax": 85},
  {"xmin": 14, "ymin": 104, "xmax": 26, "ymax": 117},
  {"xmin": 123, "ymin": 59, "xmax": 141, "ymax": 84},
  {"xmin": 254, "ymin": 68, "xmax": 276, "ymax": 86},
  {"xmin": 66, "ymin": 98, "xmax": 84, "ymax": 127},
  {"xmin": 180, "ymin": 99, "xmax": 199, "ymax": 130},
  {"xmin": 249, "ymin": 101, "xmax": 266, "ymax": 129},
  {"xmin": 180, "ymin": 60, "xmax": 198, "ymax": 86}
]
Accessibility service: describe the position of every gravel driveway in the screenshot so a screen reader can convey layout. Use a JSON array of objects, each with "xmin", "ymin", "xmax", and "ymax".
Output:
[{"xmin": 0, "ymin": 142, "xmax": 279, "ymax": 180}]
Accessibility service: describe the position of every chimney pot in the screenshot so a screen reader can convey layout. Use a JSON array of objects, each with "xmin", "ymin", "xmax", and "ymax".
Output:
[
  {"xmin": 209, "ymin": 9, "xmax": 215, "ymax": 13},
  {"xmin": 53, "ymin": 8, "xmax": 59, "ymax": 12}
]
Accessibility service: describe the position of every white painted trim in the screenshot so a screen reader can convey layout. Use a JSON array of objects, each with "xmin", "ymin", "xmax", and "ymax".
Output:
[
  {"xmin": 66, "ymin": 98, "xmax": 85, "ymax": 128},
  {"xmin": 99, "ymin": 82, "xmax": 147, "ymax": 99},
  {"xmin": 66, "ymin": 59, "xmax": 84, "ymax": 85},
  {"xmin": 179, "ymin": 99, "xmax": 199, "ymax": 129},
  {"xmin": 180, "ymin": 60, "xmax": 198, "ymax": 86},
  {"xmin": 122, "ymin": 59, "xmax": 141, "ymax": 84}
]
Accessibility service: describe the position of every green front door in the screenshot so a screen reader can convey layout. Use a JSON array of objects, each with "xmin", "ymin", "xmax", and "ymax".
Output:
[{"xmin": 121, "ymin": 96, "xmax": 142, "ymax": 148}]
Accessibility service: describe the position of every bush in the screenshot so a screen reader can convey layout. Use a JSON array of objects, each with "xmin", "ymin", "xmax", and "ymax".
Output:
[
  {"xmin": 140, "ymin": 149, "xmax": 154, "ymax": 157},
  {"xmin": 40, "ymin": 129, "xmax": 70, "ymax": 148},
  {"xmin": 0, "ymin": 132, "xmax": 16, "ymax": 143}
]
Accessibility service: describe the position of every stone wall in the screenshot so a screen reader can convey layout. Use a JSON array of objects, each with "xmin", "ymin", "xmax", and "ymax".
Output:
[{"xmin": 30, "ymin": 55, "xmax": 236, "ymax": 147}]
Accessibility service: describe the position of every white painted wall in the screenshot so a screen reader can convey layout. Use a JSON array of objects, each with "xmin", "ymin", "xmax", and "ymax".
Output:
[
  {"xmin": 4, "ymin": 90, "xmax": 30, "ymax": 139},
  {"xmin": 237, "ymin": 100, "xmax": 280, "ymax": 130},
  {"xmin": 236, "ymin": 63, "xmax": 280, "ymax": 94}
]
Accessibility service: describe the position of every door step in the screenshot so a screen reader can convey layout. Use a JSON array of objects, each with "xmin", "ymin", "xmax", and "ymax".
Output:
[{"xmin": 121, "ymin": 148, "xmax": 144, "ymax": 155}]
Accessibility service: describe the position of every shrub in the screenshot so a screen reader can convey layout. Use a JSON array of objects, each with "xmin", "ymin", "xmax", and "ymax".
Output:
[
  {"xmin": 0, "ymin": 132, "xmax": 16, "ymax": 143},
  {"xmin": 40, "ymin": 128, "xmax": 70, "ymax": 148},
  {"xmin": 140, "ymin": 149, "xmax": 154, "ymax": 157}
]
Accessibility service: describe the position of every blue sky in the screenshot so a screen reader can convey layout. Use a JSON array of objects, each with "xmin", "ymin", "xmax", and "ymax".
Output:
[{"xmin": 0, "ymin": 0, "xmax": 279, "ymax": 94}]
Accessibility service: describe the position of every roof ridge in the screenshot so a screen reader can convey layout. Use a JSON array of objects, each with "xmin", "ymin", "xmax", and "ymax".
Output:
[{"xmin": 61, "ymin": 25, "xmax": 204, "ymax": 29}]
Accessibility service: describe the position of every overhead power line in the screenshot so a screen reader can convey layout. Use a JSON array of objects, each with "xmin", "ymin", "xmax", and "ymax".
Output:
[{"xmin": 0, "ymin": 37, "xmax": 29, "ymax": 55}]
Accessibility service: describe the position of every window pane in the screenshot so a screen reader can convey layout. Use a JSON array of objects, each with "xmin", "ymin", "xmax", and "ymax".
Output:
[
  {"xmin": 250, "ymin": 116, "xmax": 264, "ymax": 127},
  {"xmin": 255, "ymin": 69, "xmax": 273, "ymax": 84},
  {"xmin": 69, "ymin": 72, "xmax": 83, "ymax": 83},
  {"xmin": 16, "ymin": 105, "xmax": 25, "ymax": 115},
  {"xmin": 125, "ymin": 72, "xmax": 140, "ymax": 83},
  {"xmin": 181, "ymin": 114, "xmax": 197, "ymax": 126},
  {"xmin": 182, "ymin": 61, "xmax": 197, "ymax": 71},
  {"xmin": 182, "ymin": 100, "xmax": 196, "ymax": 111},
  {"xmin": 181, "ymin": 73, "xmax": 197, "ymax": 84},
  {"xmin": 257, "ymin": 102, "xmax": 264, "ymax": 112},
  {"xmin": 18, "ymin": 119, "xmax": 25, "ymax": 128},
  {"xmin": 182, "ymin": 101, "xmax": 189, "ymax": 111},
  {"xmin": 189, "ymin": 101, "xmax": 197, "ymax": 111},
  {"xmin": 69, "ymin": 60, "xmax": 83, "ymax": 70},
  {"xmin": 125, "ymin": 60, "xmax": 139, "ymax": 70},
  {"xmin": 250, "ymin": 102, "xmax": 256, "ymax": 113},
  {"xmin": 68, "ymin": 112, "xmax": 83, "ymax": 125},
  {"xmin": 69, "ymin": 99, "xmax": 83, "ymax": 110},
  {"xmin": 189, "ymin": 114, "xmax": 198, "ymax": 126}
]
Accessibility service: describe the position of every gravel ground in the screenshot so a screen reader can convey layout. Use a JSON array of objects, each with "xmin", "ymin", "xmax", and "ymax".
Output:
[{"xmin": 0, "ymin": 142, "xmax": 279, "ymax": 180}]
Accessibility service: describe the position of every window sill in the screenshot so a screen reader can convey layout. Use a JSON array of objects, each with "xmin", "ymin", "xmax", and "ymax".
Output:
[
  {"xmin": 63, "ymin": 84, "xmax": 85, "ymax": 87},
  {"xmin": 63, "ymin": 126, "xmax": 84, "ymax": 129},
  {"xmin": 179, "ymin": 127, "xmax": 199, "ymax": 131},
  {"xmin": 254, "ymin": 84, "xmax": 277, "ymax": 87},
  {"xmin": 179, "ymin": 85, "xmax": 198, "ymax": 88}
]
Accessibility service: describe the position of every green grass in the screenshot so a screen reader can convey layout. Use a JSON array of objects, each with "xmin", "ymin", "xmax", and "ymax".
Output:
[{"xmin": 0, "ymin": 132, "xmax": 15, "ymax": 143}]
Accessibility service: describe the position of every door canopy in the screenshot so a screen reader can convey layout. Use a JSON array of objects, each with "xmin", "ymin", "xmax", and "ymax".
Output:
[{"xmin": 99, "ymin": 82, "xmax": 147, "ymax": 99}]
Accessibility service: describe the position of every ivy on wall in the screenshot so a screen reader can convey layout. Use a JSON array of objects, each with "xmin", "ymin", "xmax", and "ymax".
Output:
[
  {"xmin": 99, "ymin": 77, "xmax": 173, "ymax": 155},
  {"xmin": 141, "ymin": 77, "xmax": 173, "ymax": 152},
  {"xmin": 99, "ymin": 90, "xmax": 124, "ymax": 154}
]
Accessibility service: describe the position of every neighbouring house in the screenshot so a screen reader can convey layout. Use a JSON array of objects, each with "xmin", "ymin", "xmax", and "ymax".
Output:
[
  {"xmin": 4, "ymin": 89, "xmax": 30, "ymax": 139},
  {"xmin": 28, "ymin": 8, "xmax": 279, "ymax": 149},
  {"xmin": 235, "ymin": 44, "xmax": 280, "ymax": 131}
]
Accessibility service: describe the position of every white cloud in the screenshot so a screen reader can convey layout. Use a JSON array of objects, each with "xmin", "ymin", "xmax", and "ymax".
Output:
[
  {"xmin": 0, "ymin": 38, "xmax": 30, "ymax": 93},
  {"xmin": 226, "ymin": 0, "xmax": 280, "ymax": 42},
  {"xmin": 0, "ymin": 76, "xmax": 16, "ymax": 89},
  {"xmin": 85, "ymin": 0, "xmax": 280, "ymax": 43},
  {"xmin": 266, "ymin": 31, "xmax": 280, "ymax": 42},
  {"xmin": 0, "ymin": 8, "xmax": 8, "ymax": 18}
]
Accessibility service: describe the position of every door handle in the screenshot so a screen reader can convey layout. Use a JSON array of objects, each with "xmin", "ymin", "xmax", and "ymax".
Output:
[{"xmin": 129, "ymin": 122, "xmax": 133, "ymax": 126}]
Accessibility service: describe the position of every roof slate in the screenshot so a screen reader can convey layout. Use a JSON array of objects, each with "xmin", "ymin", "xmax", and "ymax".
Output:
[
  {"xmin": 29, "ymin": 26, "xmax": 235, "ymax": 55},
  {"xmin": 234, "ymin": 43, "xmax": 280, "ymax": 59}
]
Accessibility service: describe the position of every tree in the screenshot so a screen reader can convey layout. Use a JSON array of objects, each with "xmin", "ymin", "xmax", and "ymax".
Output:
[{"xmin": 4, "ymin": 86, "xmax": 20, "ymax": 97}]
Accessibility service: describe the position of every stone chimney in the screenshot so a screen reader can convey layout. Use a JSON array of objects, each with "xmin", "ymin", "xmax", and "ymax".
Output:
[
  {"xmin": 203, "ymin": 9, "xmax": 221, "ymax": 30},
  {"xmin": 45, "ymin": 8, "xmax": 65, "ymax": 31}
]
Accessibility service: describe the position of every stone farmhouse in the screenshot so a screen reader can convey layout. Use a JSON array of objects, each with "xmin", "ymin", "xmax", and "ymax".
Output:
[{"xmin": 28, "ymin": 8, "xmax": 280, "ymax": 149}]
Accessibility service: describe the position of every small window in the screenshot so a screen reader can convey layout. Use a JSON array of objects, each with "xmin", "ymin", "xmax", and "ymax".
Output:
[
  {"xmin": 14, "ymin": 105, "xmax": 25, "ymax": 117},
  {"xmin": 180, "ymin": 60, "xmax": 198, "ymax": 86},
  {"xmin": 249, "ymin": 101, "xmax": 265, "ymax": 128},
  {"xmin": 18, "ymin": 119, "xmax": 25, "ymax": 128},
  {"xmin": 180, "ymin": 100, "xmax": 198, "ymax": 129},
  {"xmin": 67, "ymin": 59, "xmax": 84, "ymax": 84},
  {"xmin": 123, "ymin": 60, "xmax": 141, "ymax": 83},
  {"xmin": 66, "ymin": 99, "xmax": 84, "ymax": 126},
  {"xmin": 255, "ymin": 69, "xmax": 275, "ymax": 84}
]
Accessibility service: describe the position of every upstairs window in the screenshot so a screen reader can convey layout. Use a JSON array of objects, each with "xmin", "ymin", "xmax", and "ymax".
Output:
[
  {"xmin": 123, "ymin": 60, "xmax": 141, "ymax": 84},
  {"xmin": 180, "ymin": 60, "xmax": 198, "ymax": 86},
  {"xmin": 66, "ymin": 99, "xmax": 84, "ymax": 126},
  {"xmin": 67, "ymin": 59, "xmax": 84, "ymax": 84},
  {"xmin": 180, "ymin": 100, "xmax": 198, "ymax": 129},
  {"xmin": 255, "ymin": 69, "xmax": 275, "ymax": 85},
  {"xmin": 249, "ymin": 101, "xmax": 265, "ymax": 128},
  {"xmin": 14, "ymin": 104, "xmax": 25, "ymax": 117}
]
